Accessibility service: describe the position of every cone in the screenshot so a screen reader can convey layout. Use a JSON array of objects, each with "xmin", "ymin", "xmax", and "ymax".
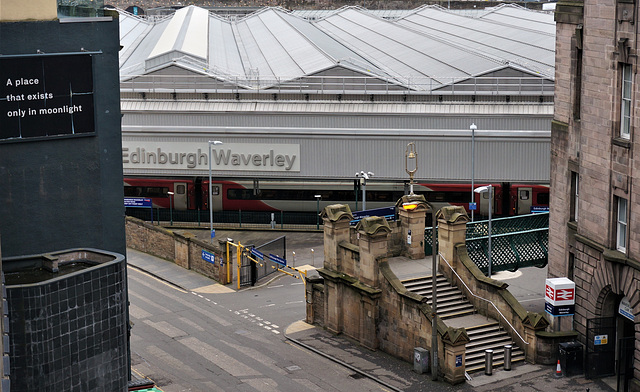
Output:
[{"xmin": 555, "ymin": 359, "xmax": 562, "ymax": 378}]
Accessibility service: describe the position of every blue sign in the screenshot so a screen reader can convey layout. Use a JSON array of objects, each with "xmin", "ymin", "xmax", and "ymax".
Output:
[
  {"xmin": 124, "ymin": 197, "xmax": 152, "ymax": 207},
  {"xmin": 545, "ymin": 301, "xmax": 575, "ymax": 316},
  {"xmin": 251, "ymin": 248, "xmax": 264, "ymax": 261},
  {"xmin": 351, "ymin": 206, "xmax": 396, "ymax": 225},
  {"xmin": 594, "ymin": 335, "xmax": 608, "ymax": 346},
  {"xmin": 455, "ymin": 354, "xmax": 463, "ymax": 367},
  {"xmin": 211, "ymin": 229, "xmax": 216, "ymax": 238},
  {"xmin": 531, "ymin": 206, "xmax": 549, "ymax": 213},
  {"xmin": 268, "ymin": 253, "xmax": 287, "ymax": 266},
  {"xmin": 201, "ymin": 250, "xmax": 216, "ymax": 265},
  {"xmin": 469, "ymin": 202, "xmax": 477, "ymax": 211}
]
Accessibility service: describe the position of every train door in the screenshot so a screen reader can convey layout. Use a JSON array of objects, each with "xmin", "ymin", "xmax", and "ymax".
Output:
[
  {"xmin": 515, "ymin": 187, "xmax": 533, "ymax": 215},
  {"xmin": 476, "ymin": 187, "xmax": 494, "ymax": 217},
  {"xmin": 173, "ymin": 182, "xmax": 188, "ymax": 210},
  {"xmin": 210, "ymin": 182, "xmax": 223, "ymax": 212}
]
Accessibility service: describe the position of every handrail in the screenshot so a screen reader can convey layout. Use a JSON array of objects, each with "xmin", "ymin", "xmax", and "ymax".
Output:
[{"xmin": 438, "ymin": 252, "xmax": 529, "ymax": 346}]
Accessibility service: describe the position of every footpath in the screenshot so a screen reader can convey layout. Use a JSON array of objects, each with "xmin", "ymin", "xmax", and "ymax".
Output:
[{"xmin": 127, "ymin": 239, "xmax": 615, "ymax": 391}]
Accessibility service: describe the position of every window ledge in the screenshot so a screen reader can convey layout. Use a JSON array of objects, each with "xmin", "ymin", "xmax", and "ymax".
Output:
[{"xmin": 613, "ymin": 137, "xmax": 631, "ymax": 148}]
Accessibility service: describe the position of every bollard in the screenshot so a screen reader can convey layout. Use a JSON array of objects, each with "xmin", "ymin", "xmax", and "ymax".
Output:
[
  {"xmin": 484, "ymin": 349, "xmax": 493, "ymax": 375},
  {"xmin": 504, "ymin": 345, "xmax": 512, "ymax": 371}
]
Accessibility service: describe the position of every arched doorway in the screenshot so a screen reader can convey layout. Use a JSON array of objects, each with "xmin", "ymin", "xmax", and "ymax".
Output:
[{"xmin": 586, "ymin": 288, "xmax": 635, "ymax": 392}]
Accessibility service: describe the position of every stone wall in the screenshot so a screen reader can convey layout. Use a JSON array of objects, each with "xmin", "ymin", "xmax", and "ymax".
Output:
[
  {"xmin": 308, "ymin": 201, "xmax": 468, "ymax": 384},
  {"xmin": 126, "ymin": 217, "xmax": 229, "ymax": 284}
]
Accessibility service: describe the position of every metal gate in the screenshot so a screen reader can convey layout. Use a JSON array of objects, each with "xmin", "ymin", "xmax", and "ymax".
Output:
[
  {"xmin": 617, "ymin": 336, "xmax": 635, "ymax": 391},
  {"xmin": 586, "ymin": 317, "xmax": 616, "ymax": 379},
  {"xmin": 238, "ymin": 236, "xmax": 287, "ymax": 288},
  {"xmin": 239, "ymin": 249, "xmax": 256, "ymax": 288}
]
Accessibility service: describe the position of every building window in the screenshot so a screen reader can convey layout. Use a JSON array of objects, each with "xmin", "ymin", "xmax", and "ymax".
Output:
[
  {"xmin": 620, "ymin": 63, "xmax": 632, "ymax": 139},
  {"xmin": 570, "ymin": 172, "xmax": 579, "ymax": 222},
  {"xmin": 616, "ymin": 197, "xmax": 628, "ymax": 252},
  {"xmin": 573, "ymin": 25, "xmax": 583, "ymax": 121},
  {"xmin": 568, "ymin": 252, "xmax": 575, "ymax": 281}
]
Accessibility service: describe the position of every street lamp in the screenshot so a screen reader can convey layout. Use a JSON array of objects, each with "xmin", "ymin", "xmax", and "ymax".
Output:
[
  {"xmin": 167, "ymin": 191, "xmax": 174, "ymax": 226},
  {"xmin": 405, "ymin": 142, "xmax": 417, "ymax": 195},
  {"xmin": 470, "ymin": 123, "xmax": 477, "ymax": 222},
  {"xmin": 355, "ymin": 171, "xmax": 374, "ymax": 211},
  {"xmin": 315, "ymin": 194, "xmax": 322, "ymax": 230},
  {"xmin": 474, "ymin": 185, "xmax": 493, "ymax": 278},
  {"xmin": 403, "ymin": 142, "xmax": 438, "ymax": 381},
  {"xmin": 208, "ymin": 140, "xmax": 223, "ymax": 243}
]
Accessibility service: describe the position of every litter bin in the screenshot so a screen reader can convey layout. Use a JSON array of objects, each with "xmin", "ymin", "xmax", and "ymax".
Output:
[{"xmin": 559, "ymin": 341, "xmax": 584, "ymax": 376}]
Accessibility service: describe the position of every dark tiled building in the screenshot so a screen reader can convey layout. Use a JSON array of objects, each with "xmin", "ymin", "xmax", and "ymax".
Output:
[
  {"xmin": 0, "ymin": 1, "xmax": 129, "ymax": 390},
  {"xmin": 551, "ymin": 0, "xmax": 639, "ymax": 388}
]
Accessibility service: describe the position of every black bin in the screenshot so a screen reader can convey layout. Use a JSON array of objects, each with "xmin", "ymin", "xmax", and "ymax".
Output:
[{"xmin": 559, "ymin": 341, "xmax": 584, "ymax": 376}]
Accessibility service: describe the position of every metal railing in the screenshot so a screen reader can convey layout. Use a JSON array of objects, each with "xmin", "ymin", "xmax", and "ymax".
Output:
[
  {"xmin": 425, "ymin": 212, "xmax": 549, "ymax": 268},
  {"xmin": 466, "ymin": 228, "xmax": 548, "ymax": 274},
  {"xmin": 120, "ymin": 72, "xmax": 554, "ymax": 96},
  {"xmin": 466, "ymin": 212, "xmax": 549, "ymax": 238},
  {"xmin": 439, "ymin": 252, "xmax": 528, "ymax": 347},
  {"xmin": 125, "ymin": 208, "xmax": 320, "ymax": 230}
]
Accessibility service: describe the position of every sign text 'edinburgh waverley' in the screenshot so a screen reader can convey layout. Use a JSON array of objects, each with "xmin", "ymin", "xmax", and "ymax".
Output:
[
  {"xmin": 0, "ymin": 54, "xmax": 95, "ymax": 140},
  {"xmin": 122, "ymin": 142, "xmax": 300, "ymax": 172}
]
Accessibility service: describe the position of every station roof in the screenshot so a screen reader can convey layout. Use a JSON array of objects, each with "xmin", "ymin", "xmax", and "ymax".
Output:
[{"xmin": 118, "ymin": 4, "xmax": 555, "ymax": 93}]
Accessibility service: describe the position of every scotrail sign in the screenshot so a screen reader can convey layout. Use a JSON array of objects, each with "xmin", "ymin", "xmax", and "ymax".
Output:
[{"xmin": 544, "ymin": 277, "xmax": 576, "ymax": 317}]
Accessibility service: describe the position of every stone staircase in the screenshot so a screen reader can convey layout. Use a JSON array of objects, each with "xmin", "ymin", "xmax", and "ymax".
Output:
[{"xmin": 401, "ymin": 274, "xmax": 525, "ymax": 373}]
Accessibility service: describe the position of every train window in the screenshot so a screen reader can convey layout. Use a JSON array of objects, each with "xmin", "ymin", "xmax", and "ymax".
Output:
[
  {"xmin": 212, "ymin": 186, "xmax": 220, "ymax": 196},
  {"xmin": 519, "ymin": 190, "xmax": 530, "ymax": 200},
  {"xmin": 176, "ymin": 184, "xmax": 186, "ymax": 194},
  {"xmin": 125, "ymin": 186, "xmax": 168, "ymax": 198},
  {"xmin": 537, "ymin": 192, "xmax": 549, "ymax": 205}
]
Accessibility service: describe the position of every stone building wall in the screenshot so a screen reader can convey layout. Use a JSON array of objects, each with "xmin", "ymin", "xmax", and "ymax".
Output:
[
  {"xmin": 551, "ymin": 0, "xmax": 640, "ymax": 388},
  {"xmin": 126, "ymin": 217, "xmax": 228, "ymax": 284}
]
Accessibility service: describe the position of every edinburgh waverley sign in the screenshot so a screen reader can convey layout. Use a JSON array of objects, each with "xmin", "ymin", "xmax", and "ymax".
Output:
[{"xmin": 122, "ymin": 141, "xmax": 300, "ymax": 172}]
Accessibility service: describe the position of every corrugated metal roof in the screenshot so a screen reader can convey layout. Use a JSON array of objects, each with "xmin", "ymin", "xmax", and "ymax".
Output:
[
  {"xmin": 396, "ymin": 5, "xmax": 554, "ymax": 77},
  {"xmin": 118, "ymin": 5, "xmax": 554, "ymax": 92}
]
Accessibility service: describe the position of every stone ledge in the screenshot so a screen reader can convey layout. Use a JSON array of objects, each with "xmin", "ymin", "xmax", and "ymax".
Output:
[{"xmin": 317, "ymin": 268, "xmax": 381, "ymax": 298}]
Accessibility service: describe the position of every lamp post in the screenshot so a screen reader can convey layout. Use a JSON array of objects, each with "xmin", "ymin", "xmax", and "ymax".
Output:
[
  {"xmin": 208, "ymin": 140, "xmax": 223, "ymax": 243},
  {"xmin": 355, "ymin": 171, "xmax": 374, "ymax": 211},
  {"xmin": 405, "ymin": 142, "xmax": 417, "ymax": 195},
  {"xmin": 470, "ymin": 123, "xmax": 477, "ymax": 222},
  {"xmin": 167, "ymin": 191, "xmax": 174, "ymax": 226},
  {"xmin": 315, "ymin": 194, "xmax": 322, "ymax": 230},
  {"xmin": 474, "ymin": 185, "xmax": 493, "ymax": 277},
  {"xmin": 404, "ymin": 142, "xmax": 438, "ymax": 381}
]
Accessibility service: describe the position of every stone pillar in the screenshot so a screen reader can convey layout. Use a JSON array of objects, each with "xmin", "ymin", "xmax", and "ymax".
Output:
[
  {"xmin": 395, "ymin": 194, "xmax": 429, "ymax": 259},
  {"xmin": 355, "ymin": 216, "xmax": 391, "ymax": 287},
  {"xmin": 443, "ymin": 339, "xmax": 468, "ymax": 384},
  {"xmin": 320, "ymin": 204, "xmax": 354, "ymax": 273},
  {"xmin": 435, "ymin": 206, "xmax": 470, "ymax": 271},
  {"xmin": 523, "ymin": 313, "xmax": 549, "ymax": 363},
  {"xmin": 305, "ymin": 274, "xmax": 324, "ymax": 325}
]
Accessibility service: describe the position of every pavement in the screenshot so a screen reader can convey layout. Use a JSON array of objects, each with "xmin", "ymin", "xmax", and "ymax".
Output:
[{"xmin": 127, "ymin": 229, "xmax": 616, "ymax": 392}]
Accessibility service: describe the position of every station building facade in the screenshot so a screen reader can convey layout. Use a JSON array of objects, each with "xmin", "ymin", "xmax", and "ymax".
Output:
[
  {"xmin": 118, "ymin": 4, "xmax": 556, "ymax": 213},
  {"xmin": 551, "ymin": 0, "xmax": 640, "ymax": 388}
]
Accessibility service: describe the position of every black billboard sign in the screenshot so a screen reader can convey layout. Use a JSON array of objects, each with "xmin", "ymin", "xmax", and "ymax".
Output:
[{"xmin": 0, "ymin": 54, "xmax": 95, "ymax": 141}]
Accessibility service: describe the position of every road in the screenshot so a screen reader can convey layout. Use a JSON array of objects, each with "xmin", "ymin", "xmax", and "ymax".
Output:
[{"xmin": 128, "ymin": 265, "xmax": 387, "ymax": 391}]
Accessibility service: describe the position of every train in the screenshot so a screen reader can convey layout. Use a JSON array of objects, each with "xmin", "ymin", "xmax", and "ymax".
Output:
[{"xmin": 123, "ymin": 177, "xmax": 549, "ymax": 217}]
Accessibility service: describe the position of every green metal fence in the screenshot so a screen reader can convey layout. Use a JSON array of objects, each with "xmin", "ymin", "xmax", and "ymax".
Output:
[
  {"xmin": 425, "ymin": 212, "xmax": 549, "ymax": 274},
  {"xmin": 466, "ymin": 228, "xmax": 548, "ymax": 274},
  {"xmin": 465, "ymin": 212, "xmax": 549, "ymax": 238}
]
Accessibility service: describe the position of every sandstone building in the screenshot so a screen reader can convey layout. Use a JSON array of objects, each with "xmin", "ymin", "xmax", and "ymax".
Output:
[{"xmin": 550, "ymin": 0, "xmax": 640, "ymax": 388}]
